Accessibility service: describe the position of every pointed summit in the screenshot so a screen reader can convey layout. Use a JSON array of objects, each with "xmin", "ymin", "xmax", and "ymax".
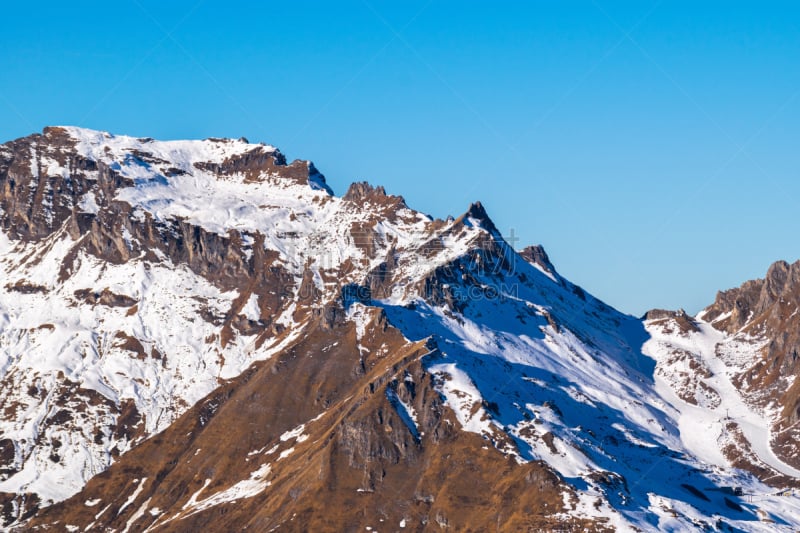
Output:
[
  {"xmin": 342, "ymin": 181, "xmax": 387, "ymax": 202},
  {"xmin": 307, "ymin": 162, "xmax": 333, "ymax": 195},
  {"xmin": 455, "ymin": 201, "xmax": 498, "ymax": 234}
]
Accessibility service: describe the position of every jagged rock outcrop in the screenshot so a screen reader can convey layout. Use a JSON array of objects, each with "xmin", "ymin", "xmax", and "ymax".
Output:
[
  {"xmin": 454, "ymin": 200, "xmax": 499, "ymax": 234},
  {"xmin": 519, "ymin": 244, "xmax": 558, "ymax": 278},
  {"xmin": 703, "ymin": 260, "xmax": 800, "ymax": 335},
  {"xmin": 643, "ymin": 308, "xmax": 700, "ymax": 334}
]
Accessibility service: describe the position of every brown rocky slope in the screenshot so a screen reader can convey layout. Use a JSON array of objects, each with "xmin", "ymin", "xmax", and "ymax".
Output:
[{"xmin": 26, "ymin": 309, "xmax": 598, "ymax": 532}]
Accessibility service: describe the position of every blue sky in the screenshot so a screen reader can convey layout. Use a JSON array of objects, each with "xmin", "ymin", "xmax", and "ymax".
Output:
[{"xmin": 1, "ymin": 1, "xmax": 798, "ymax": 316}]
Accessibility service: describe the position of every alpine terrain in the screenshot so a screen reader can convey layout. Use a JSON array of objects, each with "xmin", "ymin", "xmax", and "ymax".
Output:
[{"xmin": 0, "ymin": 126, "xmax": 798, "ymax": 531}]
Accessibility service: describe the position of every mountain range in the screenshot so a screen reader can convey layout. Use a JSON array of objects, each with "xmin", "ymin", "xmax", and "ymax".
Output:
[{"xmin": 0, "ymin": 126, "xmax": 798, "ymax": 531}]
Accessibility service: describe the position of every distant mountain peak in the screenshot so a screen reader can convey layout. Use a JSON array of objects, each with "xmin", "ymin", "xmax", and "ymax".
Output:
[
  {"xmin": 702, "ymin": 258, "xmax": 800, "ymax": 334},
  {"xmin": 454, "ymin": 201, "xmax": 499, "ymax": 234},
  {"xmin": 343, "ymin": 180, "xmax": 384, "ymax": 199}
]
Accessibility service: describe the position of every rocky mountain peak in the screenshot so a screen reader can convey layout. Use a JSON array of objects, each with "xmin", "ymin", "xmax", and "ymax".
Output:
[
  {"xmin": 702, "ymin": 259, "xmax": 800, "ymax": 334},
  {"xmin": 763, "ymin": 259, "xmax": 800, "ymax": 302},
  {"xmin": 519, "ymin": 244, "xmax": 558, "ymax": 278},
  {"xmin": 454, "ymin": 201, "xmax": 499, "ymax": 234},
  {"xmin": 342, "ymin": 180, "xmax": 386, "ymax": 201},
  {"xmin": 342, "ymin": 180, "xmax": 404, "ymax": 205},
  {"xmin": 306, "ymin": 161, "xmax": 332, "ymax": 194}
]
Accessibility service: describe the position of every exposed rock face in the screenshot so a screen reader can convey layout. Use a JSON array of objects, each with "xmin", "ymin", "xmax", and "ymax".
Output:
[
  {"xmin": 0, "ymin": 127, "xmax": 86, "ymax": 240},
  {"xmin": 643, "ymin": 309, "xmax": 700, "ymax": 334},
  {"xmin": 454, "ymin": 200, "xmax": 499, "ymax": 234},
  {"xmin": 703, "ymin": 260, "xmax": 800, "ymax": 335},
  {"xmin": 1, "ymin": 127, "xmax": 799, "ymax": 531},
  {"xmin": 519, "ymin": 244, "xmax": 560, "ymax": 281},
  {"xmin": 707, "ymin": 262, "xmax": 800, "ymax": 385}
]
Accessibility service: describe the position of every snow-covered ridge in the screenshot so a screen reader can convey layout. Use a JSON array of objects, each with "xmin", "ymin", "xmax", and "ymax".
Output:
[
  {"xmin": 59, "ymin": 125, "xmax": 276, "ymax": 163},
  {"xmin": 59, "ymin": 126, "xmax": 331, "ymax": 241},
  {"xmin": 49, "ymin": 126, "xmax": 454, "ymax": 282}
]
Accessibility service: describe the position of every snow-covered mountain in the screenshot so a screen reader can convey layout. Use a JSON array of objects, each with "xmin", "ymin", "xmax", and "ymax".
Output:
[
  {"xmin": 0, "ymin": 127, "xmax": 798, "ymax": 531},
  {"xmin": 646, "ymin": 260, "xmax": 800, "ymax": 488}
]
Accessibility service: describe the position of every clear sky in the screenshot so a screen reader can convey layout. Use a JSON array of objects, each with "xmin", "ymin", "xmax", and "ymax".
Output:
[{"xmin": 1, "ymin": 1, "xmax": 799, "ymax": 316}]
